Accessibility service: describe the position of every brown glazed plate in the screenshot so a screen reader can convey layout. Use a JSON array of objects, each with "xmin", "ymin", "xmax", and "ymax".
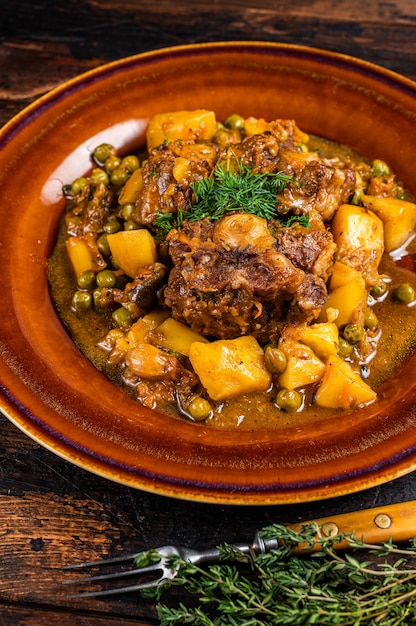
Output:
[{"xmin": 1, "ymin": 41, "xmax": 416, "ymax": 504}]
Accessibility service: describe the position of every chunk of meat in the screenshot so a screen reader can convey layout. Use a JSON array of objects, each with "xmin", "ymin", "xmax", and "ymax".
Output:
[
  {"xmin": 132, "ymin": 140, "xmax": 218, "ymax": 227},
  {"xmin": 275, "ymin": 227, "xmax": 337, "ymax": 281},
  {"xmin": 163, "ymin": 217, "xmax": 334, "ymax": 343},
  {"xmin": 278, "ymin": 159, "xmax": 356, "ymax": 220},
  {"xmin": 66, "ymin": 181, "xmax": 114, "ymax": 236}
]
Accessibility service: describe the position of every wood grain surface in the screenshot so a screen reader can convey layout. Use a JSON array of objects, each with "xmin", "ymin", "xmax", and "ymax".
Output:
[{"xmin": 1, "ymin": 1, "xmax": 416, "ymax": 623}]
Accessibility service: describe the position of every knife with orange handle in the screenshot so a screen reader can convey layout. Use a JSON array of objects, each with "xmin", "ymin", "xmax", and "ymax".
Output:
[{"xmin": 286, "ymin": 500, "xmax": 416, "ymax": 553}]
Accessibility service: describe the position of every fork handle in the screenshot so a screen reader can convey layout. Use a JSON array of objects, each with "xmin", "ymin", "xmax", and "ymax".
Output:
[{"xmin": 286, "ymin": 500, "xmax": 416, "ymax": 551}]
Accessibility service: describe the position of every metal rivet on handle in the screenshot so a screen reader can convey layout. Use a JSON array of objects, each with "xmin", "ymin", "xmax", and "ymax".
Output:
[
  {"xmin": 321, "ymin": 522, "xmax": 339, "ymax": 537},
  {"xmin": 374, "ymin": 513, "xmax": 392, "ymax": 529}
]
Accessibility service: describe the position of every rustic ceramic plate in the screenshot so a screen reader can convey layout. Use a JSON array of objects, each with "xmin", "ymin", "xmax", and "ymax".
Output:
[{"xmin": 1, "ymin": 42, "xmax": 416, "ymax": 504}]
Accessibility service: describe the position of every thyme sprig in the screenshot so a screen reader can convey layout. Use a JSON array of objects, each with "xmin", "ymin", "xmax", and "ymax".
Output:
[
  {"xmin": 138, "ymin": 522, "xmax": 416, "ymax": 625},
  {"xmin": 154, "ymin": 161, "xmax": 307, "ymax": 237}
]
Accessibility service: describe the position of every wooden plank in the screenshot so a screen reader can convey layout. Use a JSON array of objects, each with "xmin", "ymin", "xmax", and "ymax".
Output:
[{"xmin": 0, "ymin": 603, "xmax": 157, "ymax": 625}]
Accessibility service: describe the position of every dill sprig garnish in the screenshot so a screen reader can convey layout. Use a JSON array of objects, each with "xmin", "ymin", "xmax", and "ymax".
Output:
[
  {"xmin": 154, "ymin": 161, "xmax": 306, "ymax": 237},
  {"xmin": 138, "ymin": 522, "xmax": 416, "ymax": 625}
]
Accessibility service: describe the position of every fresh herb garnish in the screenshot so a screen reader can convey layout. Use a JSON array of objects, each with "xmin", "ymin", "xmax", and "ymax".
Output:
[
  {"xmin": 154, "ymin": 161, "xmax": 307, "ymax": 237},
  {"xmin": 139, "ymin": 522, "xmax": 416, "ymax": 625}
]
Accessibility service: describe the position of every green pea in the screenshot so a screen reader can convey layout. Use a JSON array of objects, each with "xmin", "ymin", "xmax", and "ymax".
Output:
[
  {"xmin": 275, "ymin": 388, "xmax": 302, "ymax": 412},
  {"xmin": 72, "ymin": 290, "xmax": 92, "ymax": 312},
  {"xmin": 372, "ymin": 159, "xmax": 390, "ymax": 177},
  {"xmin": 393, "ymin": 283, "xmax": 415, "ymax": 304},
  {"xmin": 104, "ymin": 218, "xmax": 121, "ymax": 234},
  {"xmin": 96, "ymin": 269, "xmax": 117, "ymax": 288},
  {"xmin": 188, "ymin": 397, "xmax": 212, "ymax": 421},
  {"xmin": 110, "ymin": 168, "xmax": 129, "ymax": 186},
  {"xmin": 224, "ymin": 113, "xmax": 245, "ymax": 130},
  {"xmin": 93, "ymin": 143, "xmax": 115, "ymax": 165},
  {"xmin": 97, "ymin": 233, "xmax": 111, "ymax": 256},
  {"xmin": 90, "ymin": 168, "xmax": 110, "ymax": 186},
  {"xmin": 120, "ymin": 203, "xmax": 135, "ymax": 221},
  {"xmin": 71, "ymin": 177, "xmax": 88, "ymax": 195},
  {"xmin": 338, "ymin": 337, "xmax": 353, "ymax": 358},
  {"xmin": 370, "ymin": 280, "xmax": 387, "ymax": 299},
  {"xmin": 121, "ymin": 155, "xmax": 140, "ymax": 172},
  {"xmin": 77, "ymin": 270, "xmax": 96, "ymax": 290},
  {"xmin": 93, "ymin": 289, "xmax": 103, "ymax": 308},
  {"xmin": 264, "ymin": 345, "xmax": 287, "ymax": 374},
  {"xmin": 364, "ymin": 309, "xmax": 378, "ymax": 330},
  {"xmin": 124, "ymin": 219, "xmax": 139, "ymax": 231},
  {"xmin": 104, "ymin": 155, "xmax": 122, "ymax": 173},
  {"xmin": 112, "ymin": 306, "xmax": 132, "ymax": 328},
  {"xmin": 342, "ymin": 324, "xmax": 365, "ymax": 344},
  {"xmin": 350, "ymin": 189, "xmax": 364, "ymax": 206}
]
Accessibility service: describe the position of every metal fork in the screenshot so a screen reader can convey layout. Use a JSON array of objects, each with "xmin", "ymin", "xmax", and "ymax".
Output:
[
  {"xmin": 62, "ymin": 532, "xmax": 279, "ymax": 598},
  {"xmin": 63, "ymin": 500, "xmax": 416, "ymax": 598}
]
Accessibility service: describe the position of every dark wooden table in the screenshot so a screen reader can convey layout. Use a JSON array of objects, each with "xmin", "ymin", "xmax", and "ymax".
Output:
[{"xmin": 1, "ymin": 1, "xmax": 416, "ymax": 623}]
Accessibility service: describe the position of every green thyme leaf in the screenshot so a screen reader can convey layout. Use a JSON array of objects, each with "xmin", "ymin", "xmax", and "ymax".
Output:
[{"xmin": 140, "ymin": 522, "xmax": 416, "ymax": 626}]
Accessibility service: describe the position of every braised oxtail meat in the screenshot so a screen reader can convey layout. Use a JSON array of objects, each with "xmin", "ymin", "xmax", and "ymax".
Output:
[
  {"xmin": 133, "ymin": 139, "xmax": 218, "ymax": 227},
  {"xmin": 163, "ymin": 215, "xmax": 335, "ymax": 343},
  {"xmin": 277, "ymin": 159, "xmax": 356, "ymax": 221}
]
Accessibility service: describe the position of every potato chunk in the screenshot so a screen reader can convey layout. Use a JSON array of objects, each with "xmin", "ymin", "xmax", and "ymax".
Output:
[
  {"xmin": 315, "ymin": 355, "xmax": 377, "ymax": 409},
  {"xmin": 107, "ymin": 229, "xmax": 158, "ymax": 278},
  {"xmin": 331, "ymin": 203, "xmax": 384, "ymax": 285},
  {"xmin": 277, "ymin": 338, "xmax": 325, "ymax": 390},
  {"xmin": 146, "ymin": 109, "xmax": 217, "ymax": 150},
  {"xmin": 361, "ymin": 194, "xmax": 416, "ymax": 252},
  {"xmin": 293, "ymin": 322, "xmax": 339, "ymax": 360},
  {"xmin": 188, "ymin": 336, "xmax": 271, "ymax": 401},
  {"xmin": 149, "ymin": 318, "xmax": 208, "ymax": 356},
  {"xmin": 318, "ymin": 277, "xmax": 367, "ymax": 327}
]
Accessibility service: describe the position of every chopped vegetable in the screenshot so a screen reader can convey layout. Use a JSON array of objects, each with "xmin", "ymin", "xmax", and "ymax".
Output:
[
  {"xmin": 188, "ymin": 336, "xmax": 271, "ymax": 401},
  {"xmin": 277, "ymin": 338, "xmax": 325, "ymax": 390},
  {"xmin": 66, "ymin": 236, "xmax": 105, "ymax": 277},
  {"xmin": 146, "ymin": 109, "xmax": 217, "ymax": 150},
  {"xmin": 149, "ymin": 317, "xmax": 208, "ymax": 356},
  {"xmin": 331, "ymin": 203, "xmax": 384, "ymax": 285},
  {"xmin": 361, "ymin": 194, "xmax": 416, "ymax": 252},
  {"xmin": 107, "ymin": 229, "xmax": 158, "ymax": 277},
  {"xmin": 315, "ymin": 354, "xmax": 377, "ymax": 409}
]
